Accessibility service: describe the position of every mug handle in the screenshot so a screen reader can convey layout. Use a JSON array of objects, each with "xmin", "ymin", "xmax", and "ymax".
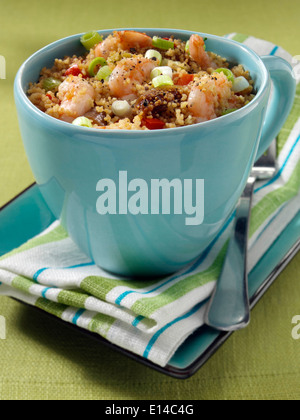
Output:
[{"xmin": 255, "ymin": 55, "xmax": 296, "ymax": 161}]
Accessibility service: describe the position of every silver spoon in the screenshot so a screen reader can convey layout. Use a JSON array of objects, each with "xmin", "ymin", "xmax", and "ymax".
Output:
[{"xmin": 205, "ymin": 140, "xmax": 277, "ymax": 331}]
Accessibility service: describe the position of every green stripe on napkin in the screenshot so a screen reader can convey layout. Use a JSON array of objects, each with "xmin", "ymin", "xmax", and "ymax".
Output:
[
  {"xmin": 36, "ymin": 298, "xmax": 66, "ymax": 318},
  {"xmin": 131, "ymin": 243, "xmax": 228, "ymax": 318}
]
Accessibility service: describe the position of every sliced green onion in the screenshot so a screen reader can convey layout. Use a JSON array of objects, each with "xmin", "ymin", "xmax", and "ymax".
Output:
[
  {"xmin": 222, "ymin": 108, "xmax": 237, "ymax": 115},
  {"xmin": 145, "ymin": 49, "xmax": 162, "ymax": 65},
  {"xmin": 72, "ymin": 117, "xmax": 93, "ymax": 127},
  {"xmin": 42, "ymin": 77, "xmax": 61, "ymax": 91},
  {"xmin": 152, "ymin": 36, "xmax": 174, "ymax": 50},
  {"xmin": 185, "ymin": 40, "xmax": 189, "ymax": 53},
  {"xmin": 88, "ymin": 57, "xmax": 107, "ymax": 77},
  {"xmin": 232, "ymin": 76, "xmax": 250, "ymax": 92},
  {"xmin": 80, "ymin": 31, "xmax": 103, "ymax": 50},
  {"xmin": 152, "ymin": 74, "xmax": 174, "ymax": 88},
  {"xmin": 96, "ymin": 65, "xmax": 112, "ymax": 82},
  {"xmin": 150, "ymin": 66, "xmax": 173, "ymax": 80},
  {"xmin": 214, "ymin": 68, "xmax": 234, "ymax": 82},
  {"xmin": 111, "ymin": 100, "xmax": 131, "ymax": 117}
]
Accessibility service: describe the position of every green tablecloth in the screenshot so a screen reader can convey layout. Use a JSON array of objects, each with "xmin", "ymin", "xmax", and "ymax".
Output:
[{"xmin": 0, "ymin": 0, "xmax": 300, "ymax": 400}]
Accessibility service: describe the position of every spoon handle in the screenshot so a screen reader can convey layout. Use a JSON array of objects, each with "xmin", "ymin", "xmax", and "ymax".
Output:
[{"xmin": 205, "ymin": 176, "xmax": 256, "ymax": 331}]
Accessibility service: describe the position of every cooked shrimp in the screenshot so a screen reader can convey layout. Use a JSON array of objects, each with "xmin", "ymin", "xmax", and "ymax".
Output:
[
  {"xmin": 95, "ymin": 30, "xmax": 152, "ymax": 59},
  {"xmin": 117, "ymin": 30, "xmax": 153, "ymax": 50},
  {"xmin": 94, "ymin": 35, "xmax": 119, "ymax": 59},
  {"xmin": 109, "ymin": 57, "xmax": 156, "ymax": 100},
  {"xmin": 57, "ymin": 75, "xmax": 95, "ymax": 122},
  {"xmin": 188, "ymin": 87, "xmax": 216, "ymax": 122},
  {"xmin": 188, "ymin": 34, "xmax": 217, "ymax": 70},
  {"xmin": 188, "ymin": 73, "xmax": 232, "ymax": 122}
]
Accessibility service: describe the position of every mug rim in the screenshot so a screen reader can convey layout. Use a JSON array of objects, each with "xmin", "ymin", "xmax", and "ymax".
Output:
[{"xmin": 15, "ymin": 27, "xmax": 270, "ymax": 138}]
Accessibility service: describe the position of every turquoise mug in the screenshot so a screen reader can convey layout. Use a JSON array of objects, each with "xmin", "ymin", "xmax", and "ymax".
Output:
[{"xmin": 14, "ymin": 28, "xmax": 296, "ymax": 277}]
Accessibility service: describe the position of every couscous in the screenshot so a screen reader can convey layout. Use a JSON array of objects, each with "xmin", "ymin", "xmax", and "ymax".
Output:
[{"xmin": 27, "ymin": 30, "xmax": 255, "ymax": 130}]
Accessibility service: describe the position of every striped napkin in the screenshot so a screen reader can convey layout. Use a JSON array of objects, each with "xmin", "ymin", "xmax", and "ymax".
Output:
[{"xmin": 0, "ymin": 35, "xmax": 299, "ymax": 368}]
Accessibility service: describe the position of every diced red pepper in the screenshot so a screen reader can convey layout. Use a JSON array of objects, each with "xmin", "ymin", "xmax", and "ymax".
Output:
[
  {"xmin": 176, "ymin": 73, "xmax": 194, "ymax": 86},
  {"xmin": 142, "ymin": 117, "xmax": 165, "ymax": 130},
  {"xmin": 65, "ymin": 64, "xmax": 83, "ymax": 77}
]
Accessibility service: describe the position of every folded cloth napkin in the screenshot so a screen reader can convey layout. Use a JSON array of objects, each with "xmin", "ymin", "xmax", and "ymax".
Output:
[{"xmin": 0, "ymin": 35, "xmax": 299, "ymax": 368}]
